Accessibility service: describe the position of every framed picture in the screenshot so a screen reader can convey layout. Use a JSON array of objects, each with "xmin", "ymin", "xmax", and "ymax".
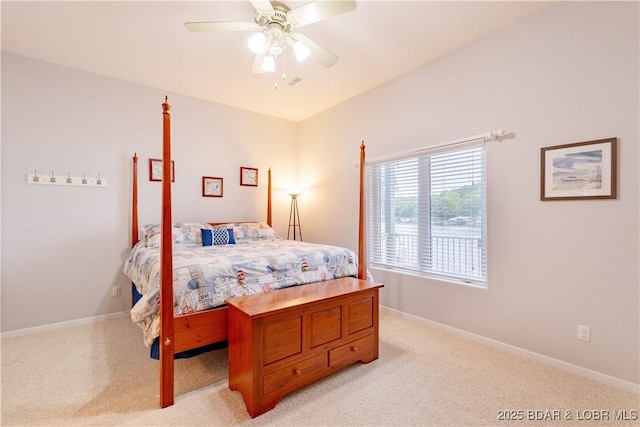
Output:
[
  {"xmin": 202, "ymin": 176, "xmax": 223, "ymax": 197},
  {"xmin": 541, "ymin": 137, "xmax": 617, "ymax": 201},
  {"xmin": 149, "ymin": 158, "xmax": 175, "ymax": 182},
  {"xmin": 240, "ymin": 167, "xmax": 258, "ymax": 187}
]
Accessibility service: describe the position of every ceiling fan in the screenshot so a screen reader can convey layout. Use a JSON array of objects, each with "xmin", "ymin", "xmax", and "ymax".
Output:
[{"xmin": 185, "ymin": 0, "xmax": 357, "ymax": 74}]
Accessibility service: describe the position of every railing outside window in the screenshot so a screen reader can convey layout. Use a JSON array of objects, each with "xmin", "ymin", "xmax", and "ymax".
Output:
[{"xmin": 379, "ymin": 231, "xmax": 484, "ymax": 279}]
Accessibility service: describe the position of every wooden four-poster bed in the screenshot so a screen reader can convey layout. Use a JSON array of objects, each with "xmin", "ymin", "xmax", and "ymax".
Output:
[{"xmin": 127, "ymin": 97, "xmax": 373, "ymax": 410}]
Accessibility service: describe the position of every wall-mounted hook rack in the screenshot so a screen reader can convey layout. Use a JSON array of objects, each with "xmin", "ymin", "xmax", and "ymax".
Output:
[{"xmin": 27, "ymin": 171, "xmax": 107, "ymax": 187}]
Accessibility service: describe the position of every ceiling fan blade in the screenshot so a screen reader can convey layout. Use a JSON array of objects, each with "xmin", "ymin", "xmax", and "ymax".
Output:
[
  {"xmin": 250, "ymin": 0, "xmax": 275, "ymax": 17},
  {"xmin": 291, "ymin": 33, "xmax": 338, "ymax": 68},
  {"xmin": 185, "ymin": 21, "xmax": 256, "ymax": 32},
  {"xmin": 287, "ymin": 0, "xmax": 357, "ymax": 27},
  {"xmin": 251, "ymin": 52, "xmax": 266, "ymax": 74}
]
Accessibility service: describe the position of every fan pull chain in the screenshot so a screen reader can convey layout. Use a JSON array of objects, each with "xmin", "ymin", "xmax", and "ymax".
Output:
[
  {"xmin": 282, "ymin": 48, "xmax": 287, "ymax": 81},
  {"xmin": 274, "ymin": 50, "xmax": 286, "ymax": 90}
]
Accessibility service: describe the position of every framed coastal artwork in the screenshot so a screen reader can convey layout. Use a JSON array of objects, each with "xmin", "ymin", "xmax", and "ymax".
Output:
[
  {"xmin": 240, "ymin": 167, "xmax": 258, "ymax": 187},
  {"xmin": 540, "ymin": 138, "xmax": 617, "ymax": 201},
  {"xmin": 149, "ymin": 158, "xmax": 175, "ymax": 182},
  {"xmin": 202, "ymin": 176, "xmax": 223, "ymax": 197}
]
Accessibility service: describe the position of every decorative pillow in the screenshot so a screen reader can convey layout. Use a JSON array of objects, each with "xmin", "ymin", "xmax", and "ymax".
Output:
[
  {"xmin": 143, "ymin": 223, "xmax": 214, "ymax": 246},
  {"xmin": 141, "ymin": 223, "xmax": 162, "ymax": 240},
  {"xmin": 177, "ymin": 223, "xmax": 213, "ymax": 245},
  {"xmin": 201, "ymin": 228, "xmax": 236, "ymax": 246},
  {"xmin": 218, "ymin": 222, "xmax": 280, "ymax": 243}
]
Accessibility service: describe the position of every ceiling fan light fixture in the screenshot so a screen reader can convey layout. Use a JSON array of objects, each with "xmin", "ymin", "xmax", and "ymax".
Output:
[
  {"xmin": 261, "ymin": 55, "xmax": 276, "ymax": 73},
  {"xmin": 293, "ymin": 41, "xmax": 310, "ymax": 62},
  {"xmin": 269, "ymin": 43, "xmax": 283, "ymax": 56},
  {"xmin": 248, "ymin": 32, "xmax": 266, "ymax": 54},
  {"xmin": 186, "ymin": 0, "xmax": 356, "ymax": 78}
]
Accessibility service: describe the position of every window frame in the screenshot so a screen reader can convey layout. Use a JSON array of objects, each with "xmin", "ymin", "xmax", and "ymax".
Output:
[{"xmin": 367, "ymin": 143, "xmax": 487, "ymax": 288}]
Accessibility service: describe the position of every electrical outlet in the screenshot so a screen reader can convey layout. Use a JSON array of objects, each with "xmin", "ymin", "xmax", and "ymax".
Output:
[
  {"xmin": 577, "ymin": 324, "xmax": 590, "ymax": 342},
  {"xmin": 112, "ymin": 286, "xmax": 121, "ymax": 297}
]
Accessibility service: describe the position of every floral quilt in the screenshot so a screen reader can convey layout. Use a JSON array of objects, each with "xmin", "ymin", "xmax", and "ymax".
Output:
[{"xmin": 123, "ymin": 233, "xmax": 358, "ymax": 347}]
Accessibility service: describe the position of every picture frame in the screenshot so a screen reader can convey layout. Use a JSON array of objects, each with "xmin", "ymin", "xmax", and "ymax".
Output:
[
  {"xmin": 541, "ymin": 137, "xmax": 617, "ymax": 201},
  {"xmin": 240, "ymin": 167, "xmax": 258, "ymax": 187},
  {"xmin": 149, "ymin": 158, "xmax": 175, "ymax": 182},
  {"xmin": 202, "ymin": 176, "xmax": 223, "ymax": 197}
]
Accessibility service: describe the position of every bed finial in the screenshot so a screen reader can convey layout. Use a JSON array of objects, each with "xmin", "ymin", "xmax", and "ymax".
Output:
[{"xmin": 162, "ymin": 96, "xmax": 171, "ymax": 113}]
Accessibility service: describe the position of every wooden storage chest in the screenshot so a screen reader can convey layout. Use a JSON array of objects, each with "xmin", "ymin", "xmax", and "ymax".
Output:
[{"xmin": 226, "ymin": 277, "xmax": 383, "ymax": 417}]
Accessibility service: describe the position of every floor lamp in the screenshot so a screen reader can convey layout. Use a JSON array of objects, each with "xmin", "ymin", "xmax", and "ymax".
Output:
[{"xmin": 287, "ymin": 192, "xmax": 302, "ymax": 241}]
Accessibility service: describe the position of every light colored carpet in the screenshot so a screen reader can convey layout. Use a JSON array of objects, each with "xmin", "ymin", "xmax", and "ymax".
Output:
[{"xmin": 1, "ymin": 311, "xmax": 638, "ymax": 426}]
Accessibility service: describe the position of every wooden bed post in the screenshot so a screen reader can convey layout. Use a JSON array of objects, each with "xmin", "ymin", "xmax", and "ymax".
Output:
[
  {"xmin": 267, "ymin": 168, "xmax": 272, "ymax": 227},
  {"xmin": 131, "ymin": 153, "xmax": 139, "ymax": 248},
  {"xmin": 358, "ymin": 142, "xmax": 367, "ymax": 280},
  {"xmin": 131, "ymin": 153, "xmax": 140, "ymax": 309},
  {"xmin": 159, "ymin": 96, "xmax": 175, "ymax": 408}
]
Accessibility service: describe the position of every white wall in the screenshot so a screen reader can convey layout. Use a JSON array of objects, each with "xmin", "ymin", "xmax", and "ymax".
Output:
[
  {"xmin": 1, "ymin": 1, "xmax": 638, "ymax": 387},
  {"xmin": 1, "ymin": 53, "xmax": 298, "ymax": 331},
  {"xmin": 298, "ymin": 2, "xmax": 639, "ymax": 384}
]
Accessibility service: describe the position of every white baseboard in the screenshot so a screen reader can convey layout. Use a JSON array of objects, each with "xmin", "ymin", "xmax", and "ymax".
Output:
[
  {"xmin": 1, "ymin": 311, "xmax": 130, "ymax": 339},
  {"xmin": 380, "ymin": 305, "xmax": 640, "ymax": 394}
]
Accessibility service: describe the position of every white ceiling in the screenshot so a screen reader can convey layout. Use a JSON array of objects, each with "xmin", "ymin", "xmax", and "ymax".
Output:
[{"xmin": 1, "ymin": 1, "xmax": 553, "ymax": 122}]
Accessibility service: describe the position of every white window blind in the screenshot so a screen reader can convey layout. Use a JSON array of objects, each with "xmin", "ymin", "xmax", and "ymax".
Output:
[{"xmin": 368, "ymin": 144, "xmax": 487, "ymax": 286}]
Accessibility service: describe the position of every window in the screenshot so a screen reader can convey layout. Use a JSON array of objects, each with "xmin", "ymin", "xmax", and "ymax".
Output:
[{"xmin": 368, "ymin": 144, "xmax": 486, "ymax": 286}]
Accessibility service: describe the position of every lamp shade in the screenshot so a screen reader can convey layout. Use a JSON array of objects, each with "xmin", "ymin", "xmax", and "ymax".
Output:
[
  {"xmin": 248, "ymin": 32, "xmax": 266, "ymax": 54},
  {"xmin": 261, "ymin": 55, "xmax": 276, "ymax": 73},
  {"xmin": 293, "ymin": 41, "xmax": 310, "ymax": 62}
]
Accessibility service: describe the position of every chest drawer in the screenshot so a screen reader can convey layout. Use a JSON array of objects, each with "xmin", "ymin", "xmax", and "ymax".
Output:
[
  {"xmin": 263, "ymin": 352, "xmax": 327, "ymax": 395},
  {"xmin": 329, "ymin": 334, "xmax": 375, "ymax": 371}
]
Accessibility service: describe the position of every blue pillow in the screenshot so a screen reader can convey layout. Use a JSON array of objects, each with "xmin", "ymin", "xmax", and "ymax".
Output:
[{"xmin": 201, "ymin": 228, "xmax": 236, "ymax": 246}]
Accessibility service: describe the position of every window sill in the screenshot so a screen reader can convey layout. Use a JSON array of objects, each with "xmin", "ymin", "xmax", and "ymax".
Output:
[{"xmin": 369, "ymin": 264, "xmax": 487, "ymax": 289}]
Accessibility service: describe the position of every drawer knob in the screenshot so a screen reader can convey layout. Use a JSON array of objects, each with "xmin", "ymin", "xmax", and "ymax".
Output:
[
  {"xmin": 351, "ymin": 346, "xmax": 358, "ymax": 352},
  {"xmin": 293, "ymin": 369, "xmax": 301, "ymax": 376}
]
